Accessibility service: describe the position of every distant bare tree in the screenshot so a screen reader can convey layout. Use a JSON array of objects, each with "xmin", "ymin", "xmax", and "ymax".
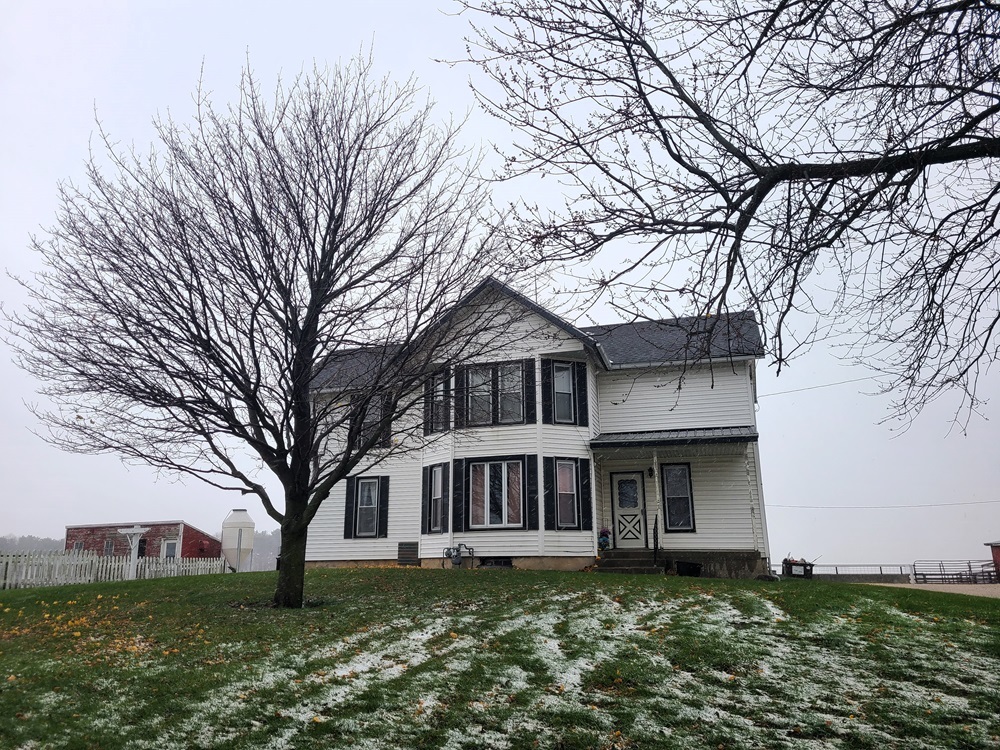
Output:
[
  {"xmin": 461, "ymin": 0, "xmax": 1000, "ymax": 423},
  {"xmin": 7, "ymin": 56, "xmax": 518, "ymax": 607}
]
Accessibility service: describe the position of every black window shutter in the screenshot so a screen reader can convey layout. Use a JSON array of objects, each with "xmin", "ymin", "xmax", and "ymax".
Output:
[
  {"xmin": 442, "ymin": 370, "xmax": 452, "ymax": 432},
  {"xmin": 421, "ymin": 466, "xmax": 430, "ymax": 534},
  {"xmin": 523, "ymin": 358, "xmax": 537, "ymax": 423},
  {"xmin": 441, "ymin": 462, "xmax": 451, "ymax": 532},
  {"xmin": 579, "ymin": 458, "xmax": 593, "ymax": 531},
  {"xmin": 379, "ymin": 396, "xmax": 392, "ymax": 448},
  {"xmin": 542, "ymin": 456, "xmax": 556, "ymax": 530},
  {"xmin": 422, "ymin": 380, "xmax": 433, "ymax": 436},
  {"xmin": 490, "ymin": 364, "xmax": 500, "ymax": 424},
  {"xmin": 453, "ymin": 366, "xmax": 467, "ymax": 428},
  {"xmin": 377, "ymin": 476, "xmax": 390, "ymax": 538},
  {"xmin": 574, "ymin": 362, "xmax": 589, "ymax": 428},
  {"xmin": 540, "ymin": 359, "xmax": 553, "ymax": 424},
  {"xmin": 343, "ymin": 476, "xmax": 357, "ymax": 539},
  {"xmin": 452, "ymin": 458, "xmax": 466, "ymax": 532},
  {"xmin": 525, "ymin": 454, "xmax": 539, "ymax": 530}
]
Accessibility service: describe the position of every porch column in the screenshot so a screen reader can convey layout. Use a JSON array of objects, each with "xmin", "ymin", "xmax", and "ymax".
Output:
[{"xmin": 652, "ymin": 451, "xmax": 661, "ymax": 549}]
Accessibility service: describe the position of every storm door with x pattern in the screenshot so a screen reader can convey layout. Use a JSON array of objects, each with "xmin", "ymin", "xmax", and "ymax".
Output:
[{"xmin": 610, "ymin": 472, "xmax": 646, "ymax": 548}]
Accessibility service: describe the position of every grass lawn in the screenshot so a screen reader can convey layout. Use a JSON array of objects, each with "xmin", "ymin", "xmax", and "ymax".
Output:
[{"xmin": 1, "ymin": 568, "xmax": 999, "ymax": 749}]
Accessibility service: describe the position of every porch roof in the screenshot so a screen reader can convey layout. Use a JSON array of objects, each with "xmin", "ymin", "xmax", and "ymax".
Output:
[{"xmin": 590, "ymin": 426, "xmax": 758, "ymax": 448}]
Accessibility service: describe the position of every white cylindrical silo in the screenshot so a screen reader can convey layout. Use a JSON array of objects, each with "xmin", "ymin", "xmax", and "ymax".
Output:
[{"xmin": 221, "ymin": 509, "xmax": 255, "ymax": 572}]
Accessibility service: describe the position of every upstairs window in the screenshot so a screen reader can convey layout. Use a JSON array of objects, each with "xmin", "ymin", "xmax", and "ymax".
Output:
[
  {"xmin": 541, "ymin": 360, "xmax": 589, "ymax": 427},
  {"xmin": 467, "ymin": 365, "xmax": 493, "ymax": 426},
  {"xmin": 553, "ymin": 363, "xmax": 575, "ymax": 423},
  {"xmin": 424, "ymin": 370, "xmax": 451, "ymax": 434},
  {"xmin": 455, "ymin": 360, "xmax": 536, "ymax": 428},
  {"xmin": 354, "ymin": 395, "xmax": 391, "ymax": 449}
]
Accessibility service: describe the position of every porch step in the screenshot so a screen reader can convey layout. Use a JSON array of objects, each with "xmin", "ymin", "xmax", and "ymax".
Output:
[{"xmin": 594, "ymin": 548, "xmax": 664, "ymax": 575}]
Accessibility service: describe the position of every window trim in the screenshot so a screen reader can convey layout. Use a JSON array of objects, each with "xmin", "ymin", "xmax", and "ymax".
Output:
[
  {"xmin": 162, "ymin": 539, "xmax": 179, "ymax": 559},
  {"xmin": 466, "ymin": 456, "xmax": 526, "ymax": 530},
  {"xmin": 660, "ymin": 463, "xmax": 696, "ymax": 533},
  {"xmin": 103, "ymin": 539, "xmax": 115, "ymax": 557},
  {"xmin": 72, "ymin": 540, "xmax": 84, "ymax": 552}
]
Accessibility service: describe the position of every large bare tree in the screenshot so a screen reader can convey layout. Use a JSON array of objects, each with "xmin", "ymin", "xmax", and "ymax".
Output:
[
  {"xmin": 7, "ymin": 56, "xmax": 515, "ymax": 607},
  {"xmin": 461, "ymin": 0, "xmax": 1000, "ymax": 422}
]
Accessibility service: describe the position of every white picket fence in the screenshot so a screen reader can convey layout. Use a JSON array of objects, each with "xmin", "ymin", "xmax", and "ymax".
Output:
[{"xmin": 0, "ymin": 550, "xmax": 227, "ymax": 590}]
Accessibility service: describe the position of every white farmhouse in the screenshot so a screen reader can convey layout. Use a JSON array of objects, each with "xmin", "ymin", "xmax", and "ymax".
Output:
[{"xmin": 306, "ymin": 280, "xmax": 770, "ymax": 577}]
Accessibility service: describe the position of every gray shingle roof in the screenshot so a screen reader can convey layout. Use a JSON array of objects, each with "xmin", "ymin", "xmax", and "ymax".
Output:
[{"xmin": 580, "ymin": 311, "xmax": 763, "ymax": 367}]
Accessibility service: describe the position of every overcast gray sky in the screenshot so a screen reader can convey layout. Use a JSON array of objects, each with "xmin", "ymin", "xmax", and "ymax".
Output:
[{"xmin": 2, "ymin": 0, "xmax": 997, "ymax": 563}]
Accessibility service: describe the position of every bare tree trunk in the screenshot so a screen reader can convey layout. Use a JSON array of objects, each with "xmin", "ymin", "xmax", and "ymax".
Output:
[{"xmin": 273, "ymin": 515, "xmax": 308, "ymax": 608}]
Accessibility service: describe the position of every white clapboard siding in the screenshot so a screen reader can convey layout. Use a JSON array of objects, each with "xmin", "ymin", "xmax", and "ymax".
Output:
[
  {"xmin": 306, "ymin": 452, "xmax": 423, "ymax": 562},
  {"xmin": 598, "ymin": 361, "xmax": 755, "ymax": 433},
  {"xmin": 542, "ymin": 531, "xmax": 595, "ymax": 556},
  {"xmin": 597, "ymin": 448, "xmax": 758, "ymax": 551},
  {"xmin": 450, "ymin": 530, "xmax": 543, "ymax": 558},
  {"xmin": 588, "ymin": 362, "xmax": 601, "ymax": 436}
]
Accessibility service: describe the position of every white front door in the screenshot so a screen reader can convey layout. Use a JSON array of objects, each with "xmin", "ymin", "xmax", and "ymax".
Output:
[{"xmin": 611, "ymin": 472, "xmax": 646, "ymax": 548}]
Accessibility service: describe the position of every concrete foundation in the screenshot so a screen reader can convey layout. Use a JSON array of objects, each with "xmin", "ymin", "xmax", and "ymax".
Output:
[{"xmin": 660, "ymin": 549, "xmax": 769, "ymax": 579}]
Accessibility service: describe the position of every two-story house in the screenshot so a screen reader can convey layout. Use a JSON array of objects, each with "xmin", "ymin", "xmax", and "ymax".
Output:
[{"xmin": 305, "ymin": 279, "xmax": 769, "ymax": 577}]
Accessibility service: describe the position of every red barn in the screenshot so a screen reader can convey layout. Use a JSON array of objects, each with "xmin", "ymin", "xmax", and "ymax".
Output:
[{"xmin": 64, "ymin": 521, "xmax": 221, "ymax": 559}]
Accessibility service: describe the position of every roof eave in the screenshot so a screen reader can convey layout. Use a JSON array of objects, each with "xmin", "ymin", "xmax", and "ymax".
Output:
[{"xmin": 603, "ymin": 353, "xmax": 763, "ymax": 370}]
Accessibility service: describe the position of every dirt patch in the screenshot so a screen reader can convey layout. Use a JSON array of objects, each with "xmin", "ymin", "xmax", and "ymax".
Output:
[{"xmin": 869, "ymin": 583, "xmax": 1000, "ymax": 599}]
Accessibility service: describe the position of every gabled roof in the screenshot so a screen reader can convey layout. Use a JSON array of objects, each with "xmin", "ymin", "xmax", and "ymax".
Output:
[
  {"xmin": 313, "ymin": 278, "xmax": 764, "ymax": 386},
  {"xmin": 580, "ymin": 312, "xmax": 764, "ymax": 368}
]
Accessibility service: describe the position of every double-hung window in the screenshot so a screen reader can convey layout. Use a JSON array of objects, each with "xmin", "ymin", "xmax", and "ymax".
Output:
[
  {"xmin": 344, "ymin": 475, "xmax": 390, "ymax": 539},
  {"xmin": 541, "ymin": 360, "xmax": 588, "ymax": 427},
  {"xmin": 469, "ymin": 459, "xmax": 523, "ymax": 528},
  {"xmin": 422, "ymin": 462, "xmax": 450, "ymax": 534},
  {"xmin": 553, "ymin": 363, "xmax": 575, "ymax": 423},
  {"xmin": 661, "ymin": 464, "xmax": 695, "ymax": 532},
  {"xmin": 430, "ymin": 465, "xmax": 444, "ymax": 533},
  {"xmin": 542, "ymin": 456, "xmax": 592, "ymax": 531},
  {"xmin": 467, "ymin": 366, "xmax": 493, "ymax": 426},
  {"xmin": 498, "ymin": 363, "xmax": 523, "ymax": 423},
  {"xmin": 355, "ymin": 478, "xmax": 380, "ymax": 537},
  {"xmin": 103, "ymin": 539, "xmax": 114, "ymax": 557},
  {"xmin": 459, "ymin": 360, "xmax": 534, "ymax": 427},
  {"xmin": 356, "ymin": 395, "xmax": 391, "ymax": 448},
  {"xmin": 556, "ymin": 460, "xmax": 578, "ymax": 528}
]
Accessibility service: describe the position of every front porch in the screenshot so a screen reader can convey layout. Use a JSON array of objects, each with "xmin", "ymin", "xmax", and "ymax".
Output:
[{"xmin": 591, "ymin": 427, "xmax": 770, "ymax": 578}]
